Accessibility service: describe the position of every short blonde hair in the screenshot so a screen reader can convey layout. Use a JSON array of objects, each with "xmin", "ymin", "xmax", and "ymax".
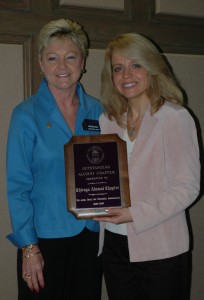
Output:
[
  {"xmin": 38, "ymin": 18, "xmax": 89, "ymax": 58},
  {"xmin": 101, "ymin": 33, "xmax": 183, "ymax": 126}
]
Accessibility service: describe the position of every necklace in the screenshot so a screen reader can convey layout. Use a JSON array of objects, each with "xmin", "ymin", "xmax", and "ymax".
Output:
[
  {"xmin": 127, "ymin": 112, "xmax": 143, "ymax": 139},
  {"xmin": 129, "ymin": 123, "xmax": 139, "ymax": 137}
]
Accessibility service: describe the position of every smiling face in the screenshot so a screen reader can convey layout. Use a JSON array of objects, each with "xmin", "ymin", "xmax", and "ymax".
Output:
[
  {"xmin": 111, "ymin": 51, "xmax": 149, "ymax": 104},
  {"xmin": 39, "ymin": 36, "xmax": 84, "ymax": 94}
]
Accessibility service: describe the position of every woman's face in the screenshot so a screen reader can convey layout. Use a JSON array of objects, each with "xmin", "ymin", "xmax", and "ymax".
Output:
[
  {"xmin": 39, "ymin": 36, "xmax": 84, "ymax": 93},
  {"xmin": 111, "ymin": 51, "xmax": 149, "ymax": 103}
]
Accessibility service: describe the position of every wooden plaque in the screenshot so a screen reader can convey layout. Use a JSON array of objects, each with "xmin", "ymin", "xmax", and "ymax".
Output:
[{"xmin": 64, "ymin": 134, "xmax": 130, "ymax": 219}]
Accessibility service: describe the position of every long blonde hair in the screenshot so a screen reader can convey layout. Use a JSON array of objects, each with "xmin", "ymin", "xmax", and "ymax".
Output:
[{"xmin": 101, "ymin": 33, "xmax": 183, "ymax": 126}]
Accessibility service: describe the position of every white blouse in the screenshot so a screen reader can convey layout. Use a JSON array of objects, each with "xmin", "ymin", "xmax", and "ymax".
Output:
[{"xmin": 105, "ymin": 130, "xmax": 134, "ymax": 235}]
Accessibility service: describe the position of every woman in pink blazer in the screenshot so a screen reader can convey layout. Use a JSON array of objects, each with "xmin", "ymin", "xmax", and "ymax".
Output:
[{"xmin": 95, "ymin": 33, "xmax": 200, "ymax": 300}]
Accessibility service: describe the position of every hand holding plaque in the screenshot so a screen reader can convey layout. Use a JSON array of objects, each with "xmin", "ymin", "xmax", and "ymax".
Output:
[{"xmin": 64, "ymin": 134, "xmax": 130, "ymax": 219}]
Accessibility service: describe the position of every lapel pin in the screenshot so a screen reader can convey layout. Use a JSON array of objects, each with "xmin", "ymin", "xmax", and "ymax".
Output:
[{"xmin": 47, "ymin": 122, "xmax": 52, "ymax": 128}]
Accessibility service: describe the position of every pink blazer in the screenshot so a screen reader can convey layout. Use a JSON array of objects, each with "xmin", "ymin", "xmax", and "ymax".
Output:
[{"xmin": 99, "ymin": 102, "xmax": 200, "ymax": 262}]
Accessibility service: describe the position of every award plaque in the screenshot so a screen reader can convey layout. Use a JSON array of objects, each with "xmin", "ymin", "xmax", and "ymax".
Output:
[{"xmin": 64, "ymin": 134, "xmax": 130, "ymax": 219}]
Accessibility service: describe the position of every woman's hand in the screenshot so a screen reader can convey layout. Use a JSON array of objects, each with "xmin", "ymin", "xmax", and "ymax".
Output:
[
  {"xmin": 93, "ymin": 207, "xmax": 133, "ymax": 224},
  {"xmin": 22, "ymin": 244, "xmax": 45, "ymax": 293}
]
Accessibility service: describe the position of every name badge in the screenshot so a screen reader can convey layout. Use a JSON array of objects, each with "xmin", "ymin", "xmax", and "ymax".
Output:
[{"xmin": 82, "ymin": 119, "xmax": 100, "ymax": 132}]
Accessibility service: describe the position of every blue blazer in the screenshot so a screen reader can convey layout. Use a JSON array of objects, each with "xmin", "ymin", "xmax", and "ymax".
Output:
[{"xmin": 6, "ymin": 79, "xmax": 103, "ymax": 248}]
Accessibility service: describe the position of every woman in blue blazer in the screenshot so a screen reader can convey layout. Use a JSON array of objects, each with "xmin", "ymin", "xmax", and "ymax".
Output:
[{"xmin": 6, "ymin": 18, "xmax": 103, "ymax": 300}]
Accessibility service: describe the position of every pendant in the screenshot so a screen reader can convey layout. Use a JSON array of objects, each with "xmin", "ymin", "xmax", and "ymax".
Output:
[{"xmin": 128, "ymin": 125, "xmax": 136, "ymax": 137}]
